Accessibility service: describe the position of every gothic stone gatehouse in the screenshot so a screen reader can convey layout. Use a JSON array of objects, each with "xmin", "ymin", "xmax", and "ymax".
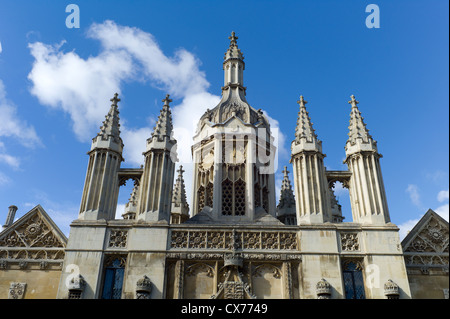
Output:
[{"xmin": 1, "ymin": 32, "xmax": 448, "ymax": 299}]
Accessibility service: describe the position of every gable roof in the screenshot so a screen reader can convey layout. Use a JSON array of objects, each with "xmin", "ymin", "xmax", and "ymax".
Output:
[
  {"xmin": 401, "ymin": 209, "xmax": 449, "ymax": 255},
  {"xmin": 0, "ymin": 204, "xmax": 67, "ymax": 249}
]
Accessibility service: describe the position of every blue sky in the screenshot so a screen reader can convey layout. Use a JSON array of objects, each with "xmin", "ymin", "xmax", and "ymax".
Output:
[{"xmin": 0, "ymin": 0, "xmax": 448, "ymax": 237}]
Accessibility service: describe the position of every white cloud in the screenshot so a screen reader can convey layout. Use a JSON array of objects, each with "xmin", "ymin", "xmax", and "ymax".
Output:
[
  {"xmin": 435, "ymin": 189, "xmax": 449, "ymax": 222},
  {"xmin": 398, "ymin": 218, "xmax": 421, "ymax": 240},
  {"xmin": 406, "ymin": 184, "xmax": 421, "ymax": 208},
  {"xmin": 0, "ymin": 79, "xmax": 41, "ymax": 172},
  {"xmin": 435, "ymin": 203, "xmax": 449, "ymax": 222},
  {"xmin": 115, "ymin": 203, "xmax": 126, "ymax": 219},
  {"xmin": 26, "ymin": 20, "xmax": 220, "ymax": 207},
  {"xmin": 398, "ymin": 188, "xmax": 450, "ymax": 240},
  {"xmin": 28, "ymin": 40, "xmax": 134, "ymax": 141},
  {"xmin": 437, "ymin": 189, "xmax": 449, "ymax": 202},
  {"xmin": 0, "ymin": 41, "xmax": 2, "ymax": 54},
  {"xmin": 27, "ymin": 20, "xmax": 288, "ymax": 210},
  {"xmin": 88, "ymin": 20, "xmax": 210, "ymax": 98},
  {"xmin": 0, "ymin": 171, "xmax": 10, "ymax": 185},
  {"xmin": 0, "ymin": 80, "xmax": 41, "ymax": 148},
  {"xmin": 262, "ymin": 110, "xmax": 289, "ymax": 165},
  {"xmin": 0, "ymin": 153, "xmax": 20, "ymax": 169}
]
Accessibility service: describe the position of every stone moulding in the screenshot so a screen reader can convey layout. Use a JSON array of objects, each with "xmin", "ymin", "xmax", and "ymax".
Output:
[
  {"xmin": 170, "ymin": 229, "xmax": 298, "ymax": 251},
  {"xmin": 166, "ymin": 252, "xmax": 302, "ymax": 262}
]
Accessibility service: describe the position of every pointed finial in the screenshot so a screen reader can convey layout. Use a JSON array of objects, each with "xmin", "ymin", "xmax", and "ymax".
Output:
[
  {"xmin": 162, "ymin": 94, "xmax": 172, "ymax": 107},
  {"xmin": 229, "ymin": 31, "xmax": 238, "ymax": 46},
  {"xmin": 348, "ymin": 94, "xmax": 359, "ymax": 107},
  {"xmin": 297, "ymin": 95, "xmax": 307, "ymax": 107},
  {"xmin": 177, "ymin": 165, "xmax": 185, "ymax": 176},
  {"xmin": 110, "ymin": 93, "xmax": 120, "ymax": 105},
  {"xmin": 282, "ymin": 166, "xmax": 289, "ymax": 176}
]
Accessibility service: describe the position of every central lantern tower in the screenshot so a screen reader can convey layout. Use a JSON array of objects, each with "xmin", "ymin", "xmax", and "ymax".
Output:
[{"xmin": 190, "ymin": 32, "xmax": 277, "ymax": 223}]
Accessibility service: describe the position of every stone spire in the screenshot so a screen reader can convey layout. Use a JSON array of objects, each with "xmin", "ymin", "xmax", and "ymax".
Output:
[
  {"xmin": 151, "ymin": 94, "xmax": 174, "ymax": 142},
  {"xmin": 277, "ymin": 166, "xmax": 296, "ymax": 225},
  {"xmin": 170, "ymin": 165, "xmax": 190, "ymax": 224},
  {"xmin": 91, "ymin": 93, "xmax": 123, "ymax": 154},
  {"xmin": 293, "ymin": 95, "xmax": 322, "ymax": 153},
  {"xmin": 222, "ymin": 31, "xmax": 246, "ymax": 90},
  {"xmin": 138, "ymin": 94, "xmax": 178, "ymax": 222},
  {"xmin": 344, "ymin": 95, "xmax": 390, "ymax": 225},
  {"xmin": 79, "ymin": 93, "xmax": 124, "ymax": 221},
  {"xmin": 122, "ymin": 184, "xmax": 139, "ymax": 220},
  {"xmin": 291, "ymin": 95, "xmax": 332, "ymax": 224},
  {"xmin": 345, "ymin": 94, "xmax": 376, "ymax": 155},
  {"xmin": 224, "ymin": 31, "xmax": 244, "ymax": 62}
]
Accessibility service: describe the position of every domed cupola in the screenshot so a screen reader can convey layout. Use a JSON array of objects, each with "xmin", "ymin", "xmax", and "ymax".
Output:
[{"xmin": 197, "ymin": 32, "xmax": 270, "ymax": 132}]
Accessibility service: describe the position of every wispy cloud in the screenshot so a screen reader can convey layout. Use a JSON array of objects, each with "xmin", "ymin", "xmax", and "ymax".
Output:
[
  {"xmin": 398, "ymin": 218, "xmax": 421, "ymax": 240},
  {"xmin": 437, "ymin": 189, "xmax": 449, "ymax": 202},
  {"xmin": 406, "ymin": 184, "xmax": 422, "ymax": 208},
  {"xmin": 398, "ymin": 188, "xmax": 450, "ymax": 240},
  {"xmin": 0, "ymin": 79, "xmax": 42, "ymax": 173},
  {"xmin": 0, "ymin": 80, "xmax": 41, "ymax": 148},
  {"xmin": 435, "ymin": 188, "xmax": 449, "ymax": 222}
]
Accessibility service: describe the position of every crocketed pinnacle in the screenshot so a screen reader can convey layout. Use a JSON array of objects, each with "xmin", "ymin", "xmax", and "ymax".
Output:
[
  {"xmin": 277, "ymin": 166, "xmax": 296, "ymax": 211},
  {"xmin": 122, "ymin": 184, "xmax": 139, "ymax": 219},
  {"xmin": 224, "ymin": 31, "xmax": 244, "ymax": 62},
  {"xmin": 347, "ymin": 95, "xmax": 373, "ymax": 145},
  {"xmin": 172, "ymin": 165, "xmax": 189, "ymax": 214},
  {"xmin": 151, "ymin": 94, "xmax": 174, "ymax": 141},
  {"xmin": 97, "ymin": 93, "xmax": 122, "ymax": 144},
  {"xmin": 294, "ymin": 95, "xmax": 319, "ymax": 144}
]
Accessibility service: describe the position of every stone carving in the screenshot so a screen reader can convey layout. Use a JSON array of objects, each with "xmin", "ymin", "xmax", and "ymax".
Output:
[
  {"xmin": 68, "ymin": 274, "xmax": 85, "ymax": 299},
  {"xmin": 170, "ymin": 230, "xmax": 298, "ymax": 251},
  {"xmin": 108, "ymin": 229, "xmax": 128, "ymax": 248},
  {"xmin": 136, "ymin": 275, "xmax": 152, "ymax": 299},
  {"xmin": 0, "ymin": 249, "xmax": 64, "ymax": 261},
  {"xmin": 0, "ymin": 211, "xmax": 65, "ymax": 248},
  {"xmin": 166, "ymin": 252, "xmax": 301, "ymax": 262},
  {"xmin": 223, "ymin": 281, "xmax": 245, "ymax": 299},
  {"xmin": 404, "ymin": 254, "xmax": 448, "ymax": 267},
  {"xmin": 316, "ymin": 278, "xmax": 332, "ymax": 299},
  {"xmin": 384, "ymin": 279, "xmax": 400, "ymax": 299},
  {"xmin": 189, "ymin": 231, "xmax": 207, "ymax": 249},
  {"xmin": 19, "ymin": 261, "xmax": 28, "ymax": 269},
  {"xmin": 0, "ymin": 207, "xmax": 66, "ymax": 271},
  {"xmin": 405, "ymin": 215, "xmax": 448, "ymax": 254},
  {"xmin": 185, "ymin": 263, "xmax": 214, "ymax": 278},
  {"xmin": 210, "ymin": 252, "xmax": 256, "ymax": 299},
  {"xmin": 9, "ymin": 282, "xmax": 26, "ymax": 299},
  {"xmin": 341, "ymin": 232, "xmax": 360, "ymax": 251},
  {"xmin": 253, "ymin": 264, "xmax": 282, "ymax": 279}
]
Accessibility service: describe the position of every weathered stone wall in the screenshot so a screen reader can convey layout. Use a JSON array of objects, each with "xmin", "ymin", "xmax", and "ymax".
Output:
[{"xmin": 0, "ymin": 268, "xmax": 62, "ymax": 299}]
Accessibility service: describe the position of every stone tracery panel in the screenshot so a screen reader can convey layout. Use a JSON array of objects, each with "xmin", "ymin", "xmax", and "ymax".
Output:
[{"xmin": 170, "ymin": 230, "xmax": 298, "ymax": 251}]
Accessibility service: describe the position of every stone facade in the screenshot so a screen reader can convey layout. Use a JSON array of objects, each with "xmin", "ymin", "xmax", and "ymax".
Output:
[
  {"xmin": 0, "ymin": 32, "xmax": 447, "ymax": 299},
  {"xmin": 0, "ymin": 205, "xmax": 67, "ymax": 299},
  {"xmin": 402, "ymin": 209, "xmax": 449, "ymax": 299}
]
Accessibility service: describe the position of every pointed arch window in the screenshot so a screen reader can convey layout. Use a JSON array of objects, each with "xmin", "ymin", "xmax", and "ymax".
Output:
[
  {"xmin": 101, "ymin": 255, "xmax": 126, "ymax": 299},
  {"xmin": 342, "ymin": 260, "xmax": 366, "ymax": 299}
]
